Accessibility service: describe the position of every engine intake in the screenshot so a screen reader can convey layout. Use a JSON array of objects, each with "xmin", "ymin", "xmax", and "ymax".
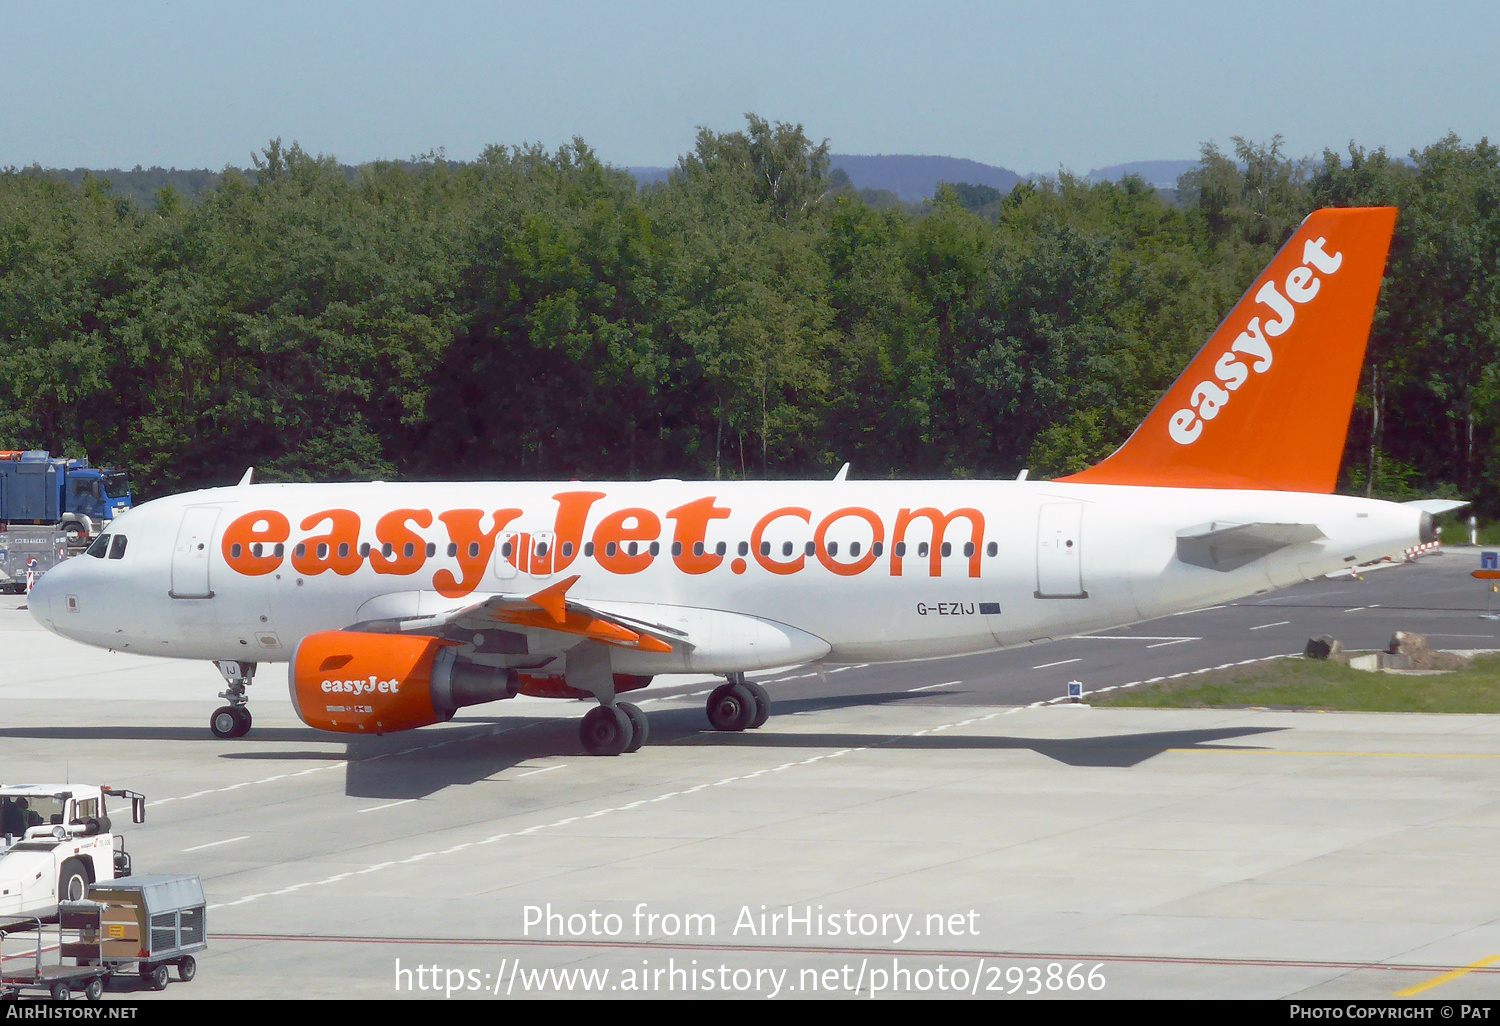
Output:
[{"xmin": 289, "ymin": 631, "xmax": 519, "ymax": 734}]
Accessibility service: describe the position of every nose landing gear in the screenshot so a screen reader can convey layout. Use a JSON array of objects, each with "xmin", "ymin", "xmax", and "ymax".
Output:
[{"xmin": 210, "ymin": 660, "xmax": 256, "ymax": 738}]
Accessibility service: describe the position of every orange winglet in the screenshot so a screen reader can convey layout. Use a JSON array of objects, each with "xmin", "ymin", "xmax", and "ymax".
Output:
[{"xmin": 527, "ymin": 574, "xmax": 579, "ymax": 624}]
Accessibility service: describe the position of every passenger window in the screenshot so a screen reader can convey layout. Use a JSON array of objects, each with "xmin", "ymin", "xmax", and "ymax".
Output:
[
  {"xmin": 86, "ymin": 535, "xmax": 110, "ymax": 558},
  {"xmin": 986, "ymin": 542, "xmax": 997, "ymax": 557}
]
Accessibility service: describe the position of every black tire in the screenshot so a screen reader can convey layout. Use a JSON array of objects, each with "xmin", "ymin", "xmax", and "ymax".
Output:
[
  {"xmin": 706, "ymin": 683, "xmax": 757, "ymax": 732},
  {"xmin": 579, "ymin": 706, "xmax": 630, "ymax": 756},
  {"xmin": 50, "ymin": 981, "xmax": 69, "ymax": 1001},
  {"xmin": 618, "ymin": 702, "xmax": 649, "ymax": 753},
  {"xmin": 59, "ymin": 859, "xmax": 89, "ymax": 903},
  {"xmin": 745, "ymin": 682, "xmax": 771, "ymax": 729},
  {"xmin": 176, "ymin": 956, "xmax": 196, "ymax": 982},
  {"xmin": 146, "ymin": 963, "xmax": 169, "ymax": 991},
  {"xmin": 84, "ymin": 976, "xmax": 104, "ymax": 1002},
  {"xmin": 232, "ymin": 707, "xmax": 252, "ymax": 738},
  {"xmin": 210, "ymin": 706, "xmax": 238, "ymax": 738}
]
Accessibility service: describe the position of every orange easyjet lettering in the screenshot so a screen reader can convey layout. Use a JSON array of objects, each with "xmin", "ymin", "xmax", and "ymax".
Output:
[
  {"xmin": 433, "ymin": 509, "xmax": 522, "ymax": 598},
  {"xmin": 220, "ymin": 498, "xmax": 992, "ymax": 587},
  {"xmin": 293, "ymin": 510, "xmax": 363, "ymax": 576}
]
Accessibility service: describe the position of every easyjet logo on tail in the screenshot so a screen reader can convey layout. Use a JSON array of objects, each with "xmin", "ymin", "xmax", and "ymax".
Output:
[{"xmin": 1169, "ymin": 236, "xmax": 1344, "ymax": 446}]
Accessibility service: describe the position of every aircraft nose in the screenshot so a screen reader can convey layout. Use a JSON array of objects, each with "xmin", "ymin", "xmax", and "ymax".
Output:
[{"xmin": 26, "ymin": 569, "xmax": 56, "ymax": 628}]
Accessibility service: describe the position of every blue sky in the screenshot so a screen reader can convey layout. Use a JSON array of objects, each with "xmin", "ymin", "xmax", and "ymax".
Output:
[{"xmin": 2, "ymin": 1, "xmax": 1496, "ymax": 174}]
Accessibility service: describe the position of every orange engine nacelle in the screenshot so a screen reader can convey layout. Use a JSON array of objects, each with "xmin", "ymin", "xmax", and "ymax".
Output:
[{"xmin": 289, "ymin": 631, "xmax": 518, "ymax": 734}]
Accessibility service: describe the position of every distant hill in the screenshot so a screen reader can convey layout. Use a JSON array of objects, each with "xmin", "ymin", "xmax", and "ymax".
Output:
[
  {"xmin": 1086, "ymin": 160, "xmax": 1196, "ymax": 191},
  {"xmin": 628, "ymin": 166, "xmax": 672, "ymax": 186},
  {"xmin": 830, "ymin": 155, "xmax": 1021, "ymax": 202},
  {"xmin": 627, "ymin": 155, "xmax": 1023, "ymax": 203}
]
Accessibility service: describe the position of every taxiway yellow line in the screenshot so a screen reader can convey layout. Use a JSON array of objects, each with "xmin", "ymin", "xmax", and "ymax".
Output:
[{"xmin": 1393, "ymin": 955, "xmax": 1500, "ymax": 997}]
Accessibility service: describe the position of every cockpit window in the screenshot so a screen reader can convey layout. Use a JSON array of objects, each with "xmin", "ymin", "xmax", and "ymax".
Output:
[
  {"xmin": 86, "ymin": 534, "xmax": 110, "ymax": 558},
  {"xmin": 109, "ymin": 535, "xmax": 127, "ymax": 559}
]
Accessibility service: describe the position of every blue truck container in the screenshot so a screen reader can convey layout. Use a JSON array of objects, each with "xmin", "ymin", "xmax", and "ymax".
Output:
[{"xmin": 0, "ymin": 452, "xmax": 132, "ymax": 590}]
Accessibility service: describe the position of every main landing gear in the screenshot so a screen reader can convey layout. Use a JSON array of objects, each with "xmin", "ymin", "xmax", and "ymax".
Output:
[
  {"xmin": 579, "ymin": 702, "xmax": 648, "ymax": 757},
  {"xmin": 706, "ymin": 672, "xmax": 770, "ymax": 732},
  {"xmin": 210, "ymin": 660, "xmax": 256, "ymax": 738}
]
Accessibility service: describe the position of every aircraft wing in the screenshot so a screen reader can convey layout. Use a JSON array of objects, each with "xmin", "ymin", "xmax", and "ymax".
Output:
[
  {"xmin": 347, "ymin": 575, "xmax": 682, "ymax": 656},
  {"xmin": 1176, "ymin": 521, "xmax": 1326, "ymax": 572}
]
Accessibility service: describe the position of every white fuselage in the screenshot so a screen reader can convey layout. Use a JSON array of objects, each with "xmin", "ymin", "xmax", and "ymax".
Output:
[{"xmin": 28, "ymin": 479, "xmax": 1424, "ymax": 673}]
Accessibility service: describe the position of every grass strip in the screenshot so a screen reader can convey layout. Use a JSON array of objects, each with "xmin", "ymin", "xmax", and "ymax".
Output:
[{"xmin": 1091, "ymin": 653, "xmax": 1500, "ymax": 713}]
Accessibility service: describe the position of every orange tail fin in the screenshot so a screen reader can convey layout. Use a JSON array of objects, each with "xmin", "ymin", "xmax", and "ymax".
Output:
[{"xmin": 1060, "ymin": 207, "xmax": 1397, "ymax": 493}]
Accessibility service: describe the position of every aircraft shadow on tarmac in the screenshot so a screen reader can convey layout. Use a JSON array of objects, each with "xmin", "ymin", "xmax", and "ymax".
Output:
[
  {"xmin": 336, "ymin": 695, "xmax": 1286, "ymax": 799},
  {"xmin": 0, "ymin": 691, "xmax": 1286, "ymax": 799}
]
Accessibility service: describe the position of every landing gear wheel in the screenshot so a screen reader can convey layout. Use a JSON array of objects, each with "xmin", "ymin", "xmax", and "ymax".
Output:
[
  {"xmin": 579, "ymin": 706, "xmax": 631, "ymax": 756},
  {"xmin": 145, "ymin": 963, "xmax": 169, "ymax": 991},
  {"xmin": 232, "ymin": 707, "xmax": 252, "ymax": 737},
  {"xmin": 176, "ymin": 956, "xmax": 196, "ymax": 982},
  {"xmin": 84, "ymin": 976, "xmax": 104, "ymax": 1002},
  {"xmin": 744, "ymin": 682, "xmax": 770, "ymax": 729},
  {"xmin": 706, "ymin": 683, "xmax": 757, "ymax": 732},
  {"xmin": 210, "ymin": 706, "xmax": 238, "ymax": 739},
  {"xmin": 59, "ymin": 860, "xmax": 89, "ymax": 903},
  {"xmin": 618, "ymin": 702, "xmax": 649, "ymax": 753}
]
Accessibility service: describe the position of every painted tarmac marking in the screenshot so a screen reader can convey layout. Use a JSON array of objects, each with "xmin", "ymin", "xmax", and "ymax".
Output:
[
  {"xmin": 358, "ymin": 799, "xmax": 416, "ymax": 814},
  {"xmin": 1032, "ymin": 659, "xmax": 1081, "ymax": 669},
  {"xmin": 907, "ymin": 680, "xmax": 963, "ymax": 692},
  {"xmin": 1080, "ymin": 636, "xmax": 1199, "ymax": 642},
  {"xmin": 182, "ymin": 835, "xmax": 249, "ymax": 853},
  {"xmin": 1393, "ymin": 954, "xmax": 1500, "ymax": 997},
  {"xmin": 1249, "ymin": 621, "xmax": 1291, "ymax": 630}
]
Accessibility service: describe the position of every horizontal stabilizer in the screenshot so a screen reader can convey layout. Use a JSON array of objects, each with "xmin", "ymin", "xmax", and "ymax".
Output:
[
  {"xmin": 1176, "ymin": 521, "xmax": 1325, "ymax": 572},
  {"xmin": 1402, "ymin": 498, "xmax": 1470, "ymax": 515}
]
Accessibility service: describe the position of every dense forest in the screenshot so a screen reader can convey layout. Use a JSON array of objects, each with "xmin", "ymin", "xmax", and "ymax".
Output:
[{"xmin": 1, "ymin": 118, "xmax": 1497, "ymax": 516}]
